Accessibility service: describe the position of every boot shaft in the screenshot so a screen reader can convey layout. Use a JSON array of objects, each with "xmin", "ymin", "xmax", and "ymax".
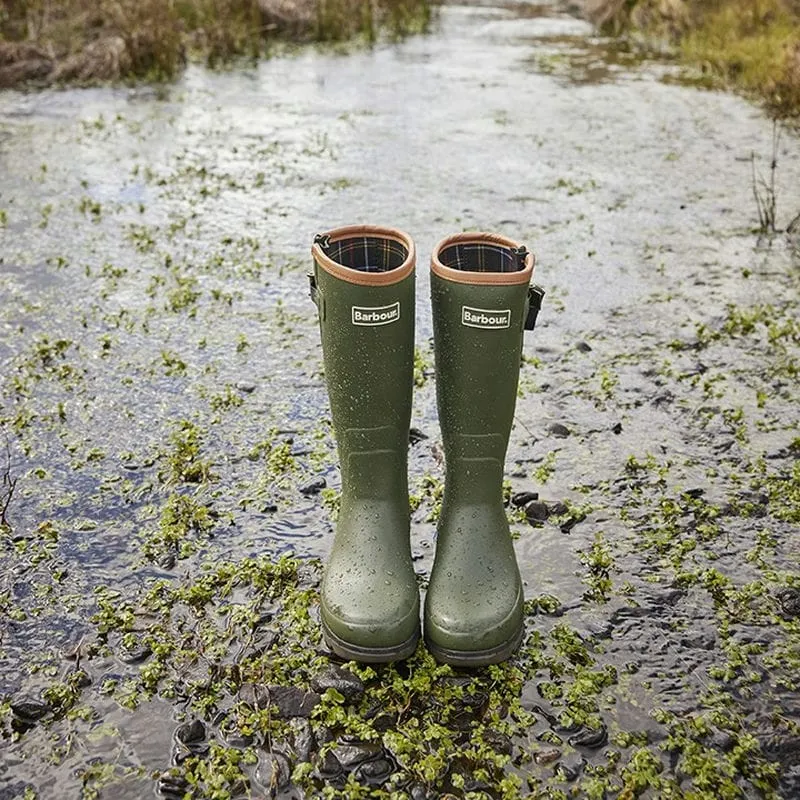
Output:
[
  {"xmin": 311, "ymin": 225, "xmax": 416, "ymax": 489},
  {"xmin": 430, "ymin": 232, "xmax": 535, "ymax": 466}
]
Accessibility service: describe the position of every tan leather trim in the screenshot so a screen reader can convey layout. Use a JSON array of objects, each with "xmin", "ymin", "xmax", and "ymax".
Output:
[
  {"xmin": 431, "ymin": 231, "xmax": 535, "ymax": 285},
  {"xmin": 311, "ymin": 224, "xmax": 415, "ymax": 287}
]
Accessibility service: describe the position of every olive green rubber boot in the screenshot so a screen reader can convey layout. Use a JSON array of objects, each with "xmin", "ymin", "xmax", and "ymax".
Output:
[
  {"xmin": 425, "ymin": 232, "xmax": 540, "ymax": 667},
  {"xmin": 310, "ymin": 225, "xmax": 420, "ymax": 663}
]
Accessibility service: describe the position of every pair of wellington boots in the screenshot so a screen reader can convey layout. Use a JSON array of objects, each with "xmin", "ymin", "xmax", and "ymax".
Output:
[{"xmin": 310, "ymin": 224, "xmax": 542, "ymax": 668}]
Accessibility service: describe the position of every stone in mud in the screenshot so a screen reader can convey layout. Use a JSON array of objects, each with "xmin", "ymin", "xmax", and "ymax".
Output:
[
  {"xmin": 267, "ymin": 685, "xmax": 321, "ymax": 717},
  {"xmin": 525, "ymin": 500, "xmax": 550, "ymax": 521},
  {"xmin": 300, "ymin": 477, "xmax": 326, "ymax": 495},
  {"xmin": 175, "ymin": 719, "xmax": 206, "ymax": 745},
  {"xmin": 547, "ymin": 422, "xmax": 571, "ymax": 438},
  {"xmin": 239, "ymin": 682, "xmax": 270, "ymax": 708},
  {"xmin": 330, "ymin": 742, "xmax": 378, "ymax": 769},
  {"xmin": 408, "ymin": 783, "xmax": 435, "ymax": 800},
  {"xmin": 512, "ymin": 490, "xmax": 539, "ymax": 507},
  {"xmin": 316, "ymin": 748, "xmax": 344, "ymax": 778},
  {"xmin": 707, "ymin": 730, "xmax": 735, "ymax": 752},
  {"xmin": 157, "ymin": 771, "xmax": 190, "ymax": 799},
  {"xmin": 236, "ymin": 381, "xmax": 256, "ymax": 393},
  {"xmin": 441, "ymin": 676, "xmax": 488, "ymax": 709},
  {"xmin": 569, "ymin": 724, "xmax": 608, "ymax": 749},
  {"xmin": 354, "ymin": 755, "xmax": 395, "ymax": 784},
  {"xmin": 251, "ymin": 628, "xmax": 279, "ymax": 653},
  {"xmin": 255, "ymin": 751, "xmax": 292, "ymax": 791},
  {"xmin": 534, "ymin": 746, "xmax": 562, "ymax": 764},
  {"xmin": 310, "ymin": 665, "xmax": 364, "ymax": 703},
  {"xmin": 10, "ymin": 697, "xmax": 51, "ymax": 722},
  {"xmin": 555, "ymin": 752, "xmax": 586, "ymax": 781},
  {"xmin": 548, "ymin": 500, "xmax": 569, "ymax": 516},
  {"xmin": 290, "ymin": 718, "xmax": 315, "ymax": 761},
  {"xmin": 158, "ymin": 552, "xmax": 176, "ymax": 570},
  {"xmin": 69, "ymin": 668, "xmax": 92, "ymax": 688},
  {"xmin": 219, "ymin": 714, "xmax": 254, "ymax": 748},
  {"xmin": 363, "ymin": 702, "xmax": 397, "ymax": 732},
  {"xmin": 777, "ymin": 587, "xmax": 800, "ymax": 618},
  {"xmin": 119, "ymin": 638, "xmax": 152, "ymax": 664},
  {"xmin": 0, "ymin": 784, "xmax": 32, "ymax": 800},
  {"xmin": 483, "ymin": 729, "xmax": 513, "ymax": 756}
]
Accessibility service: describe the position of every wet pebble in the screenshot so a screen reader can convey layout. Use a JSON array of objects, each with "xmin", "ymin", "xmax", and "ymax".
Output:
[
  {"xmin": 219, "ymin": 715, "xmax": 254, "ymax": 747},
  {"xmin": 525, "ymin": 500, "xmax": 550, "ymax": 522},
  {"xmin": 777, "ymin": 587, "xmax": 800, "ymax": 617},
  {"xmin": 239, "ymin": 682, "xmax": 270, "ymax": 708},
  {"xmin": 707, "ymin": 730, "xmax": 735, "ymax": 752},
  {"xmin": 251, "ymin": 629, "xmax": 279, "ymax": 654},
  {"xmin": 69, "ymin": 668, "xmax": 92, "ymax": 688},
  {"xmin": 175, "ymin": 719, "xmax": 206, "ymax": 745},
  {"xmin": 354, "ymin": 753, "xmax": 396, "ymax": 785},
  {"xmin": 157, "ymin": 771, "xmax": 189, "ymax": 799},
  {"xmin": 119, "ymin": 638, "xmax": 152, "ymax": 664},
  {"xmin": 331, "ymin": 742, "xmax": 376, "ymax": 769},
  {"xmin": 512, "ymin": 490, "xmax": 538, "ymax": 507},
  {"xmin": 290, "ymin": 718, "xmax": 315, "ymax": 762},
  {"xmin": 534, "ymin": 747, "xmax": 562, "ymax": 764},
  {"xmin": 556, "ymin": 752, "xmax": 586, "ymax": 781},
  {"xmin": 548, "ymin": 422, "xmax": 571, "ymax": 438},
  {"xmin": 409, "ymin": 783, "xmax": 434, "ymax": 800},
  {"xmin": 483, "ymin": 730, "xmax": 513, "ymax": 756},
  {"xmin": 158, "ymin": 552, "xmax": 176, "ymax": 570},
  {"xmin": 569, "ymin": 724, "xmax": 608, "ymax": 749},
  {"xmin": 267, "ymin": 685, "xmax": 321, "ymax": 718},
  {"xmin": 317, "ymin": 748, "xmax": 344, "ymax": 778},
  {"xmin": 255, "ymin": 751, "xmax": 292, "ymax": 791},
  {"xmin": 300, "ymin": 477, "xmax": 326, "ymax": 496},
  {"xmin": 11, "ymin": 697, "xmax": 51, "ymax": 721},
  {"xmin": 310, "ymin": 665, "xmax": 364, "ymax": 703}
]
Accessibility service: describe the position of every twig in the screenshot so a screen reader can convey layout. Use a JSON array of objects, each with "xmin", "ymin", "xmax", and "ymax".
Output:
[
  {"xmin": 0, "ymin": 437, "xmax": 17, "ymax": 532},
  {"xmin": 751, "ymin": 121, "xmax": 780, "ymax": 234}
]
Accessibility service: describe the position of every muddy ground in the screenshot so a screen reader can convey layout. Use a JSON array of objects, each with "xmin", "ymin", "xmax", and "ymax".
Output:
[{"xmin": 1, "ymin": 1, "xmax": 799, "ymax": 798}]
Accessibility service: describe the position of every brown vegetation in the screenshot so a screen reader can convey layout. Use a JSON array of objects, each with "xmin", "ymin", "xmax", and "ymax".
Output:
[
  {"xmin": 0, "ymin": 0, "xmax": 431, "ymax": 88},
  {"xmin": 586, "ymin": 0, "xmax": 800, "ymax": 118}
]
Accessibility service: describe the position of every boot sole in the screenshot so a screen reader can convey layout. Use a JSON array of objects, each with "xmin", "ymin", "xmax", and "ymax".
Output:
[
  {"xmin": 322, "ymin": 622, "xmax": 420, "ymax": 664},
  {"xmin": 425, "ymin": 624, "xmax": 524, "ymax": 668}
]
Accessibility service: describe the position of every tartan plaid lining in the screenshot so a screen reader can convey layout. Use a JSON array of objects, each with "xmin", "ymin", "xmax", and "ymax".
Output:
[
  {"xmin": 439, "ymin": 243, "xmax": 521, "ymax": 273},
  {"xmin": 325, "ymin": 236, "xmax": 408, "ymax": 273}
]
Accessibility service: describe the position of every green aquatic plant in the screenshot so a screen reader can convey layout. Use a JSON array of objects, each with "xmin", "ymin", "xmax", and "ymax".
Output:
[{"xmin": 160, "ymin": 419, "xmax": 214, "ymax": 484}]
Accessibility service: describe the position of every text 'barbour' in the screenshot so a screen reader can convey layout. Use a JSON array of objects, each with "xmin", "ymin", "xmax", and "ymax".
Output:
[
  {"xmin": 461, "ymin": 306, "xmax": 511, "ymax": 329},
  {"xmin": 351, "ymin": 302, "xmax": 401, "ymax": 326}
]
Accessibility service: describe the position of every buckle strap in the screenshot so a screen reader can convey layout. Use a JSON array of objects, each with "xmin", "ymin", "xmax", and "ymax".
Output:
[{"xmin": 525, "ymin": 284, "xmax": 545, "ymax": 331}]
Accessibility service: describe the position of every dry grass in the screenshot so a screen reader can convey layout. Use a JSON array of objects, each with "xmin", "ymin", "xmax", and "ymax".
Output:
[
  {"xmin": 0, "ymin": 0, "xmax": 432, "ymax": 87},
  {"xmin": 586, "ymin": 0, "xmax": 800, "ymax": 117}
]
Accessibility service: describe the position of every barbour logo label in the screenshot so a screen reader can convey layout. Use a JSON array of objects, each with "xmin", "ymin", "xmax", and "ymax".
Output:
[
  {"xmin": 462, "ymin": 306, "xmax": 511, "ymax": 329},
  {"xmin": 351, "ymin": 302, "xmax": 400, "ymax": 326}
]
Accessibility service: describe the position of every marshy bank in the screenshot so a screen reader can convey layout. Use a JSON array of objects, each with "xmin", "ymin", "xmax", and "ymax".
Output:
[
  {"xmin": 2, "ymin": 0, "xmax": 800, "ymax": 798},
  {"xmin": 0, "ymin": 0, "xmax": 433, "ymax": 87},
  {"xmin": 587, "ymin": 0, "xmax": 800, "ymax": 119}
]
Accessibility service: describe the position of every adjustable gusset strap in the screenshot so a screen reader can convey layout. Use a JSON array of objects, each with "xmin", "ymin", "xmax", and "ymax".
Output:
[
  {"xmin": 308, "ymin": 272, "xmax": 319, "ymax": 306},
  {"xmin": 525, "ymin": 284, "xmax": 545, "ymax": 331},
  {"xmin": 309, "ymin": 233, "xmax": 331, "ymax": 308}
]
